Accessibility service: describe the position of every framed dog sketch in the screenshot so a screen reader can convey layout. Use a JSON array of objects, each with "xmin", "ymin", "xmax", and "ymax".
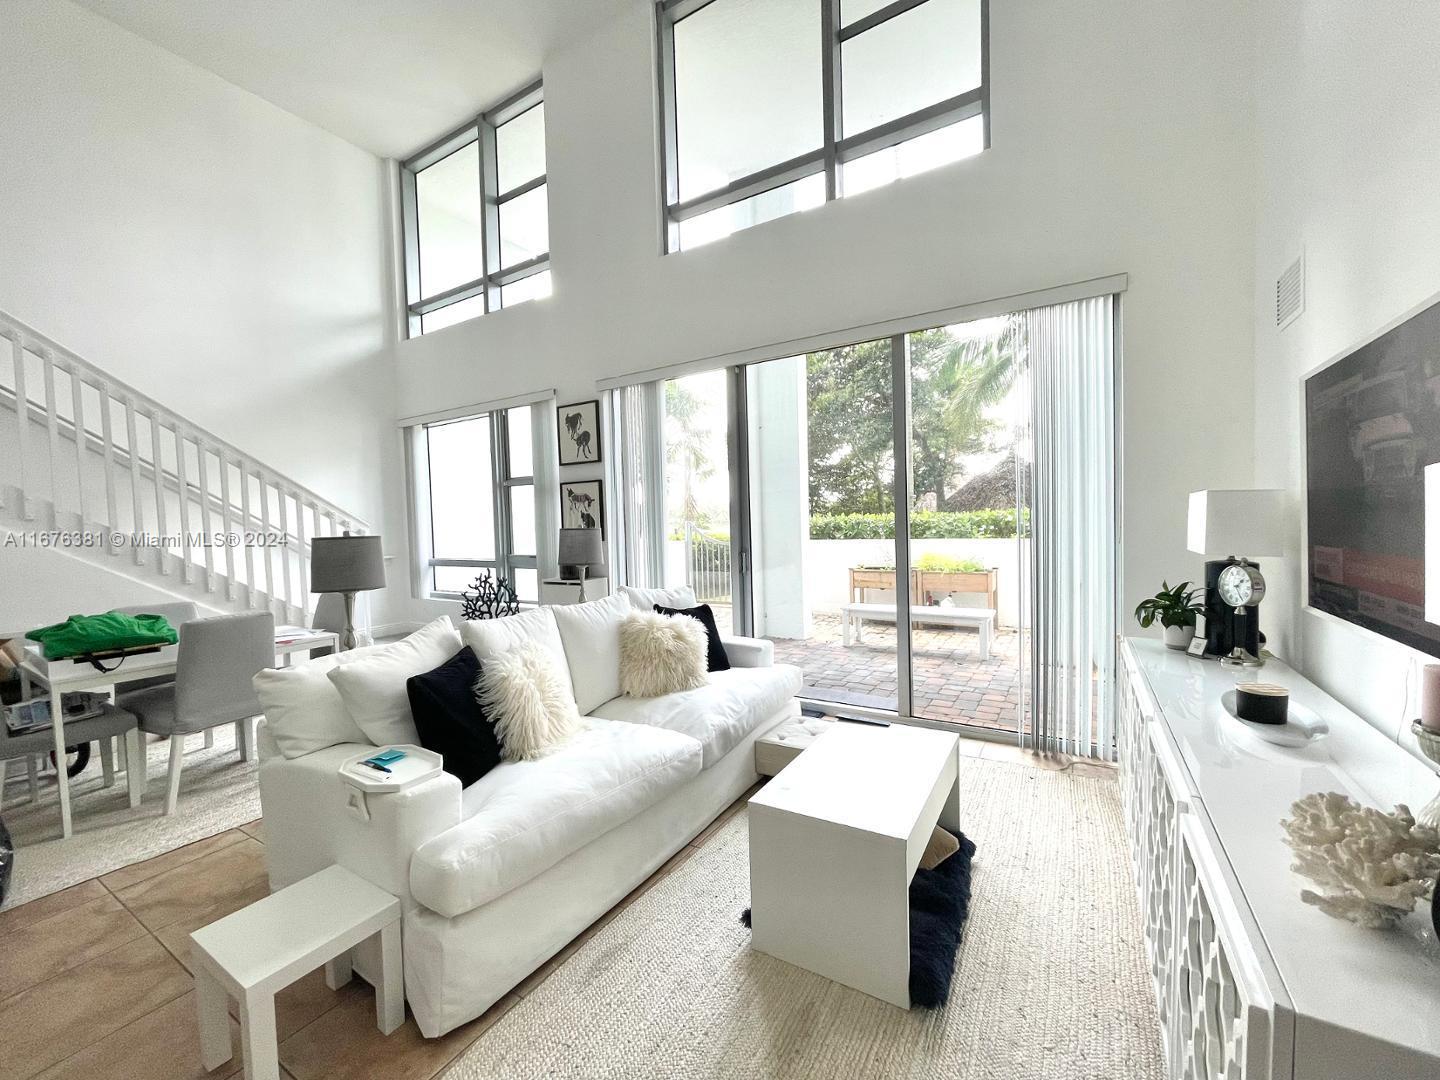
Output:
[
  {"xmin": 560, "ymin": 480, "xmax": 604, "ymax": 535},
  {"xmin": 558, "ymin": 400, "xmax": 602, "ymax": 465}
]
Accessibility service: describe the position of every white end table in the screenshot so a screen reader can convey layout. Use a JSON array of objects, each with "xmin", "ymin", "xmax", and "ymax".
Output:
[
  {"xmin": 748, "ymin": 722, "xmax": 961, "ymax": 1009},
  {"xmin": 190, "ymin": 864, "xmax": 403, "ymax": 1080}
]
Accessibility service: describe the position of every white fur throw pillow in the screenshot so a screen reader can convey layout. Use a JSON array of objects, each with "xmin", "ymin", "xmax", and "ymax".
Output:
[
  {"xmin": 618, "ymin": 611, "xmax": 709, "ymax": 698},
  {"xmin": 476, "ymin": 640, "xmax": 584, "ymax": 761}
]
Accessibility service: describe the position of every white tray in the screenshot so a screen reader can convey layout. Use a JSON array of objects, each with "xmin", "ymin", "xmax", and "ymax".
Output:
[
  {"xmin": 338, "ymin": 744, "xmax": 443, "ymax": 793},
  {"xmin": 1220, "ymin": 690, "xmax": 1329, "ymax": 747}
]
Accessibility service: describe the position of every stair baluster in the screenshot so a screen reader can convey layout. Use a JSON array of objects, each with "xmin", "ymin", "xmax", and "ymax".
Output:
[
  {"xmin": 124, "ymin": 397, "xmax": 145, "ymax": 566},
  {"xmin": 11, "ymin": 336, "xmax": 33, "ymax": 519}
]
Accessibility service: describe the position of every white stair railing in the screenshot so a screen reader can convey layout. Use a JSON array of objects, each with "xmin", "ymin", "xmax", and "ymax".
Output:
[{"xmin": 0, "ymin": 310, "xmax": 368, "ymax": 622}]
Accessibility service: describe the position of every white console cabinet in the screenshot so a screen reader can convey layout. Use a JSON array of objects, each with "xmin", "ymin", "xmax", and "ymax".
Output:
[{"xmin": 1119, "ymin": 638, "xmax": 1440, "ymax": 1080}]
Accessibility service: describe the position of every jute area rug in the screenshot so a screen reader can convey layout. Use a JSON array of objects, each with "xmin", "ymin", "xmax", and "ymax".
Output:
[{"xmin": 446, "ymin": 756, "xmax": 1165, "ymax": 1080}]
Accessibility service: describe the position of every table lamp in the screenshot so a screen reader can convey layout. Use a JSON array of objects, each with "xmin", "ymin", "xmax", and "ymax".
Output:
[
  {"xmin": 310, "ymin": 533, "xmax": 385, "ymax": 650},
  {"xmin": 558, "ymin": 527, "xmax": 605, "ymax": 601},
  {"xmin": 1187, "ymin": 489, "xmax": 1285, "ymax": 665}
]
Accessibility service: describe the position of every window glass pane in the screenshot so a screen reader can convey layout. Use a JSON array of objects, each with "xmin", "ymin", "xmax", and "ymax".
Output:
[
  {"xmin": 511, "ymin": 567, "xmax": 539, "ymax": 603},
  {"xmin": 427, "ymin": 415, "xmax": 495, "ymax": 560},
  {"xmin": 673, "ymin": 0, "xmax": 822, "ymax": 202},
  {"xmin": 510, "ymin": 485, "xmax": 537, "ymax": 557},
  {"xmin": 677, "ymin": 173, "xmax": 825, "ymax": 251},
  {"xmin": 498, "ymin": 184, "xmax": 549, "ymax": 270},
  {"xmin": 841, "ymin": 0, "xmax": 981, "ymax": 137},
  {"xmin": 507, "ymin": 406, "xmax": 534, "ymax": 477},
  {"xmin": 841, "ymin": 115, "xmax": 984, "ymax": 197},
  {"xmin": 840, "ymin": 0, "xmax": 894, "ymax": 24},
  {"xmin": 433, "ymin": 564, "xmax": 495, "ymax": 593},
  {"xmin": 497, "ymin": 102, "xmax": 545, "ymax": 194},
  {"xmin": 416, "ymin": 140, "xmax": 483, "ymax": 299},
  {"xmin": 420, "ymin": 293, "xmax": 486, "ymax": 335},
  {"xmin": 500, "ymin": 269, "xmax": 552, "ymax": 309}
]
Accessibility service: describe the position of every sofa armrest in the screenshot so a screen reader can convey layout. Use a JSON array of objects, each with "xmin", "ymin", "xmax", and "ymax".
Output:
[
  {"xmin": 257, "ymin": 725, "xmax": 463, "ymax": 908},
  {"xmin": 721, "ymin": 634, "xmax": 773, "ymax": 668}
]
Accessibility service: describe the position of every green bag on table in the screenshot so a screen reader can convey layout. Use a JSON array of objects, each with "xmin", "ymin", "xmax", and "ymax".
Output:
[{"xmin": 26, "ymin": 611, "xmax": 179, "ymax": 661}]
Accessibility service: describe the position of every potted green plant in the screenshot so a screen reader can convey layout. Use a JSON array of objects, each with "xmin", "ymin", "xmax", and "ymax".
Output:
[{"xmin": 1134, "ymin": 581, "xmax": 1203, "ymax": 649}]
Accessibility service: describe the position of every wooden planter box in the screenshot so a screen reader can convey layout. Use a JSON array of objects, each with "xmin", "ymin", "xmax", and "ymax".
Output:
[{"xmin": 847, "ymin": 567, "xmax": 999, "ymax": 612}]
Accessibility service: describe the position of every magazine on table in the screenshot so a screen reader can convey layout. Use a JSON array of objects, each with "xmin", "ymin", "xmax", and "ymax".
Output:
[{"xmin": 5, "ymin": 692, "xmax": 108, "ymax": 735}]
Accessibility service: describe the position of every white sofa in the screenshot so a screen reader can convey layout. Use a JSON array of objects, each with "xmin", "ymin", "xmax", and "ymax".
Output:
[{"xmin": 256, "ymin": 600, "xmax": 800, "ymax": 1038}]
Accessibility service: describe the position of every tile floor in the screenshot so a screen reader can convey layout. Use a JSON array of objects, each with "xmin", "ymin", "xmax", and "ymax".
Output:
[{"xmin": 0, "ymin": 740, "xmax": 1112, "ymax": 1080}]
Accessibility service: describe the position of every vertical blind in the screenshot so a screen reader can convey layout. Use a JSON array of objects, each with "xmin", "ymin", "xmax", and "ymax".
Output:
[
  {"xmin": 1025, "ymin": 295, "xmax": 1118, "ymax": 759},
  {"xmin": 607, "ymin": 383, "xmax": 667, "ymax": 588}
]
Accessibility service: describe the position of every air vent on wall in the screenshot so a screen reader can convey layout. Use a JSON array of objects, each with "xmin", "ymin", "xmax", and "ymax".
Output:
[{"xmin": 1276, "ymin": 250, "xmax": 1305, "ymax": 329}]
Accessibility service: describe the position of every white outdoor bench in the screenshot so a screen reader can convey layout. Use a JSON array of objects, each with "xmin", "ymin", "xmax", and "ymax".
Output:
[{"xmin": 841, "ymin": 602, "xmax": 995, "ymax": 659}]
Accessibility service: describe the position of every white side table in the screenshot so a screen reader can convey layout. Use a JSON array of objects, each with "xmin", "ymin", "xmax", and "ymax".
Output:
[
  {"xmin": 539, "ymin": 576, "xmax": 610, "ymax": 604},
  {"xmin": 190, "ymin": 864, "xmax": 403, "ymax": 1080}
]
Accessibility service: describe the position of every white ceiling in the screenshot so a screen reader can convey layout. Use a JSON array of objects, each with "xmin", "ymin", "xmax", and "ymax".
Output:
[{"xmin": 73, "ymin": 0, "xmax": 634, "ymax": 159}]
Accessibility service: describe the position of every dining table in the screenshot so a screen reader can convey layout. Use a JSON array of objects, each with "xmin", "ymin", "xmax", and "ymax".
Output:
[{"xmin": 15, "ymin": 629, "xmax": 338, "ymax": 839}]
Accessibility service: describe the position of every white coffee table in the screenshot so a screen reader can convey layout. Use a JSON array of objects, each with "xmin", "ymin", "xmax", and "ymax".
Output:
[
  {"xmin": 748, "ymin": 722, "xmax": 962, "ymax": 1008},
  {"xmin": 190, "ymin": 864, "xmax": 403, "ymax": 1080}
]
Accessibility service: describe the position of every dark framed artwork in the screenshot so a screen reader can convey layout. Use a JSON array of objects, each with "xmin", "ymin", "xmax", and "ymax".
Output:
[
  {"xmin": 560, "ymin": 479, "xmax": 604, "ymax": 535},
  {"xmin": 557, "ymin": 399, "xmax": 602, "ymax": 465}
]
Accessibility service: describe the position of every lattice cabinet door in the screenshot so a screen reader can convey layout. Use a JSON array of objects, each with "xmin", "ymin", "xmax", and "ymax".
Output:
[
  {"xmin": 1118, "ymin": 644, "xmax": 1157, "ymax": 865},
  {"xmin": 1174, "ymin": 814, "xmax": 1295, "ymax": 1080},
  {"xmin": 1140, "ymin": 719, "xmax": 1195, "ymax": 1075}
]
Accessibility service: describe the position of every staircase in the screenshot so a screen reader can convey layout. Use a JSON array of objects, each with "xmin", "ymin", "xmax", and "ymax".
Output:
[{"xmin": 0, "ymin": 310, "xmax": 367, "ymax": 628}]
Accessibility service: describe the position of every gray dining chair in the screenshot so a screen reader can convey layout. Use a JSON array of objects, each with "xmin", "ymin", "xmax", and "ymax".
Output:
[{"xmin": 117, "ymin": 611, "xmax": 274, "ymax": 815}]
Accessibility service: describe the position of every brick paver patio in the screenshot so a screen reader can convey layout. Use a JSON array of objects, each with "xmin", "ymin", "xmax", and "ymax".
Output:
[{"xmin": 765, "ymin": 612, "xmax": 1024, "ymax": 733}]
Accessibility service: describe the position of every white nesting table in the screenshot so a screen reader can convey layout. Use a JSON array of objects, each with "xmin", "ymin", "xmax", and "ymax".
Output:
[
  {"xmin": 16, "ymin": 630, "xmax": 337, "ymax": 838},
  {"xmin": 190, "ymin": 864, "xmax": 403, "ymax": 1080},
  {"xmin": 748, "ymin": 722, "xmax": 962, "ymax": 1008}
]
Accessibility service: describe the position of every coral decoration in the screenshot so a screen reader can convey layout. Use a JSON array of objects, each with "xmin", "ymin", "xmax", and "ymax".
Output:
[
  {"xmin": 1281, "ymin": 792, "xmax": 1440, "ymax": 929},
  {"xmin": 460, "ymin": 571, "xmax": 520, "ymax": 621}
]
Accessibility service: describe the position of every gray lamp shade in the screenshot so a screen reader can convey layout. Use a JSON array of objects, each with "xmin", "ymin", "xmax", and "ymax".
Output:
[
  {"xmin": 558, "ymin": 527, "xmax": 604, "ymax": 569},
  {"xmin": 310, "ymin": 534, "xmax": 386, "ymax": 593}
]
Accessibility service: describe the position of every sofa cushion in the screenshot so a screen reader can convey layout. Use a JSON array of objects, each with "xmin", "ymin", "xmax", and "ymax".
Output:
[
  {"xmin": 591, "ymin": 664, "xmax": 802, "ymax": 768},
  {"xmin": 619, "ymin": 584, "xmax": 697, "ymax": 612},
  {"xmin": 409, "ymin": 718, "xmax": 703, "ymax": 917},
  {"xmin": 654, "ymin": 603, "xmax": 731, "ymax": 673},
  {"xmin": 407, "ymin": 646, "xmax": 501, "ymax": 787},
  {"xmin": 326, "ymin": 617, "xmax": 461, "ymax": 748},
  {"xmin": 461, "ymin": 608, "xmax": 574, "ymax": 702},
  {"xmin": 550, "ymin": 593, "xmax": 632, "ymax": 714},
  {"xmin": 477, "ymin": 641, "xmax": 584, "ymax": 761},
  {"xmin": 618, "ymin": 610, "xmax": 708, "ymax": 698},
  {"xmin": 254, "ymin": 642, "xmax": 391, "ymax": 759}
]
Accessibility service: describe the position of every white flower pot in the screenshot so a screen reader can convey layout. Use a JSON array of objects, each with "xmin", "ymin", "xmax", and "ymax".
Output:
[{"xmin": 1163, "ymin": 624, "xmax": 1195, "ymax": 650}]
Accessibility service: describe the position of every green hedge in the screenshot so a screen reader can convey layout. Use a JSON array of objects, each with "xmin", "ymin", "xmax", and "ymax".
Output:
[{"xmin": 810, "ymin": 509, "xmax": 1025, "ymax": 540}]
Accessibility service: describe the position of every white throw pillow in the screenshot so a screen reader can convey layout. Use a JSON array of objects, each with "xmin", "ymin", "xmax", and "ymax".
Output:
[
  {"xmin": 620, "ymin": 584, "xmax": 698, "ymax": 613},
  {"xmin": 461, "ymin": 607, "xmax": 575, "ymax": 701},
  {"xmin": 327, "ymin": 617, "xmax": 463, "ymax": 747},
  {"xmin": 477, "ymin": 640, "xmax": 584, "ymax": 761},
  {"xmin": 550, "ymin": 592, "xmax": 632, "ymax": 714},
  {"xmin": 254, "ymin": 643, "xmax": 388, "ymax": 759},
  {"xmin": 618, "ymin": 611, "xmax": 708, "ymax": 698}
]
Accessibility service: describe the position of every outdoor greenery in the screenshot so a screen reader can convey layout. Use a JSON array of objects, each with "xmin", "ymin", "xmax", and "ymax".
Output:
[
  {"xmin": 665, "ymin": 379, "xmax": 715, "ymax": 531},
  {"xmin": 809, "ymin": 509, "xmax": 1024, "ymax": 540},
  {"xmin": 854, "ymin": 554, "xmax": 990, "ymax": 573},
  {"xmin": 807, "ymin": 323, "xmax": 1021, "ymax": 521}
]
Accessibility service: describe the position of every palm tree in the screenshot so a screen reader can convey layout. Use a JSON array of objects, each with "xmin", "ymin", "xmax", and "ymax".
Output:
[{"xmin": 665, "ymin": 380, "xmax": 714, "ymax": 532}]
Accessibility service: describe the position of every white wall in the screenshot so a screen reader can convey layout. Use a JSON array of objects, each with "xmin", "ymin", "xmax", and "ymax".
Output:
[
  {"xmin": 1251, "ymin": 1, "xmax": 1440, "ymax": 756},
  {"xmin": 0, "ymin": 2, "xmax": 404, "ymax": 624},
  {"xmin": 390, "ymin": 0, "xmax": 1257, "ymax": 629}
]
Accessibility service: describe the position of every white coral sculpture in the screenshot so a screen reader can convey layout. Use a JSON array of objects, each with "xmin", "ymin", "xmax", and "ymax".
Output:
[{"xmin": 1281, "ymin": 791, "xmax": 1440, "ymax": 929}]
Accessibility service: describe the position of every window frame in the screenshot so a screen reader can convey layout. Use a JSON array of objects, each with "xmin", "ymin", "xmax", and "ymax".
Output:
[
  {"xmin": 400, "ymin": 80, "xmax": 550, "ymax": 337},
  {"xmin": 419, "ymin": 407, "xmax": 539, "ymax": 602},
  {"xmin": 655, "ymin": 0, "xmax": 989, "ymax": 251}
]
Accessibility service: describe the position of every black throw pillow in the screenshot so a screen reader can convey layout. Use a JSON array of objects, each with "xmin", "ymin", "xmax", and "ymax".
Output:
[
  {"xmin": 406, "ymin": 646, "xmax": 501, "ymax": 787},
  {"xmin": 654, "ymin": 603, "xmax": 731, "ymax": 672}
]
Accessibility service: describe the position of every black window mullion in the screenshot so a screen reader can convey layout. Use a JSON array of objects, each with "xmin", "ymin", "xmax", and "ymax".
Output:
[
  {"xmin": 821, "ymin": 0, "xmax": 842, "ymax": 200},
  {"xmin": 478, "ymin": 116, "xmax": 502, "ymax": 314}
]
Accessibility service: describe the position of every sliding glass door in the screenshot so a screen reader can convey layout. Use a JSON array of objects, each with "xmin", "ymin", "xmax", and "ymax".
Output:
[
  {"xmin": 744, "ymin": 342, "xmax": 900, "ymax": 715},
  {"xmin": 609, "ymin": 292, "xmax": 1116, "ymax": 756}
]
